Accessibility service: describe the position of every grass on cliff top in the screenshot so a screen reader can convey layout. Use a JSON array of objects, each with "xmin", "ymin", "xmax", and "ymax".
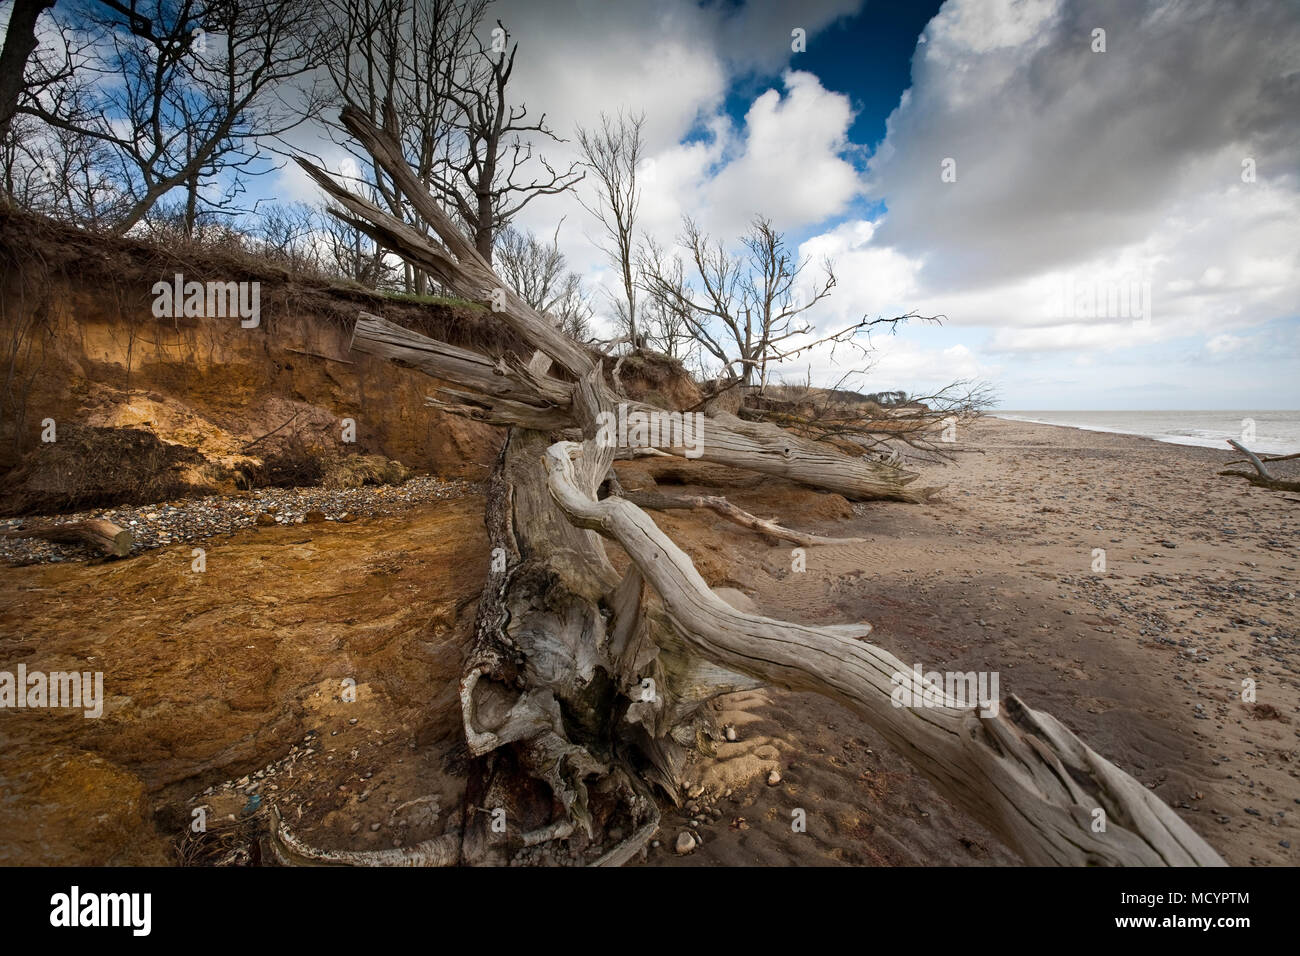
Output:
[{"xmin": 381, "ymin": 290, "xmax": 484, "ymax": 310}]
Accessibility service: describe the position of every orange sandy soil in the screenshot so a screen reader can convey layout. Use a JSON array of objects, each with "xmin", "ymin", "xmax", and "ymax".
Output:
[
  {"xmin": 0, "ymin": 495, "xmax": 486, "ymax": 864},
  {"xmin": 1, "ymin": 417, "xmax": 1296, "ymax": 865}
]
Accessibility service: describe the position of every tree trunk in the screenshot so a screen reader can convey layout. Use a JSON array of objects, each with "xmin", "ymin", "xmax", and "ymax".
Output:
[
  {"xmin": 349, "ymin": 311, "xmax": 929, "ymax": 502},
  {"xmin": 1220, "ymin": 439, "xmax": 1300, "ymax": 492},
  {"xmin": 0, "ymin": 0, "xmax": 54, "ymax": 142}
]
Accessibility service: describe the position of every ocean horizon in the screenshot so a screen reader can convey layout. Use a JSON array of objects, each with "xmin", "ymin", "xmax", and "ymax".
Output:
[{"xmin": 992, "ymin": 410, "xmax": 1300, "ymax": 456}]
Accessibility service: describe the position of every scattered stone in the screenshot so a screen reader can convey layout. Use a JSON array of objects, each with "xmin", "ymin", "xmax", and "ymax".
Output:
[
  {"xmin": 767, "ymin": 769, "xmax": 782, "ymax": 786},
  {"xmin": 675, "ymin": 831, "xmax": 696, "ymax": 855},
  {"xmin": 0, "ymin": 477, "xmax": 475, "ymax": 565}
]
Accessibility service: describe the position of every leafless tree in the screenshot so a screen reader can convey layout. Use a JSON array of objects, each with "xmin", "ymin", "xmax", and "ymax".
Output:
[
  {"xmin": 15, "ymin": 0, "xmax": 334, "ymax": 234},
  {"xmin": 494, "ymin": 224, "xmax": 592, "ymax": 341},
  {"xmin": 576, "ymin": 110, "xmax": 645, "ymax": 345},
  {"xmin": 549, "ymin": 271, "xmax": 593, "ymax": 341},
  {"xmin": 494, "ymin": 224, "xmax": 565, "ymax": 311},
  {"xmin": 637, "ymin": 235, "xmax": 699, "ymax": 362},
  {"xmin": 317, "ymin": 204, "xmax": 399, "ymax": 289},
  {"xmin": 252, "ymin": 201, "xmax": 332, "ymax": 274},
  {"xmin": 2, "ymin": 107, "xmax": 133, "ymax": 226},
  {"xmin": 319, "ymin": 0, "xmax": 487, "ymax": 291},
  {"xmin": 320, "ymin": 6, "xmax": 579, "ymax": 270},
  {"xmin": 639, "ymin": 215, "xmax": 844, "ymax": 388},
  {"xmin": 430, "ymin": 19, "xmax": 584, "ymax": 263}
]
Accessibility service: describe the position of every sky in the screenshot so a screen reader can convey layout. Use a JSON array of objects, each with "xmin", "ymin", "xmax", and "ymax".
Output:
[{"xmin": 24, "ymin": 0, "xmax": 1300, "ymax": 409}]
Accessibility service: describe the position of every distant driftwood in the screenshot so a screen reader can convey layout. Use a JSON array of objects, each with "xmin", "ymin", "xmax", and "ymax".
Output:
[{"xmin": 1220, "ymin": 439, "xmax": 1300, "ymax": 493}]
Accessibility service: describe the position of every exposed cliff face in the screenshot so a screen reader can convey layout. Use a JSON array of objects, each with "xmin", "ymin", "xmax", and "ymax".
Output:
[{"xmin": 0, "ymin": 210, "xmax": 508, "ymax": 499}]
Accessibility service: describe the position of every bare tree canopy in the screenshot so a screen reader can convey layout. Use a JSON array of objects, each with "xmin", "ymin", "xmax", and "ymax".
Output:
[
  {"xmin": 11, "ymin": 0, "xmax": 334, "ymax": 234},
  {"xmin": 434, "ymin": 18, "xmax": 584, "ymax": 262},
  {"xmin": 494, "ymin": 224, "xmax": 593, "ymax": 341},
  {"xmin": 576, "ymin": 109, "xmax": 645, "ymax": 344},
  {"xmin": 641, "ymin": 215, "xmax": 845, "ymax": 386}
]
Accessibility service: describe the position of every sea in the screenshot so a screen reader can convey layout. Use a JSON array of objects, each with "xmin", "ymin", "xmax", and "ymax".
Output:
[{"xmin": 992, "ymin": 410, "xmax": 1300, "ymax": 456}]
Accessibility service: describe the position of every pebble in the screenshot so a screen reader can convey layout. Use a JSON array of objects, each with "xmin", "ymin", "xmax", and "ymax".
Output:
[
  {"xmin": 767, "ymin": 769, "xmax": 782, "ymax": 786},
  {"xmin": 0, "ymin": 477, "xmax": 475, "ymax": 565},
  {"xmin": 675, "ymin": 831, "xmax": 696, "ymax": 855}
]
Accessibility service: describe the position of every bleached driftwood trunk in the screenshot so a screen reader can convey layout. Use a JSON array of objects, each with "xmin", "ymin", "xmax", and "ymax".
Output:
[
  {"xmin": 275, "ymin": 105, "xmax": 1225, "ymax": 867},
  {"xmin": 1220, "ymin": 439, "xmax": 1300, "ymax": 492}
]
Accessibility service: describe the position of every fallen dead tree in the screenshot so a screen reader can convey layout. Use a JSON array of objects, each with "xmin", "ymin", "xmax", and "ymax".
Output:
[
  {"xmin": 277, "ymin": 104, "xmax": 1225, "ymax": 867},
  {"xmin": 745, "ymin": 377, "xmax": 995, "ymax": 462}
]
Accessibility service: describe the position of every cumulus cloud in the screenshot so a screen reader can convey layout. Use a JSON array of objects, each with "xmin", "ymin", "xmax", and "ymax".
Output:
[
  {"xmin": 752, "ymin": 0, "xmax": 1299, "ymax": 400},
  {"xmin": 781, "ymin": 0, "xmax": 1300, "ymax": 394},
  {"xmin": 869, "ymin": 0, "xmax": 1300, "ymax": 289}
]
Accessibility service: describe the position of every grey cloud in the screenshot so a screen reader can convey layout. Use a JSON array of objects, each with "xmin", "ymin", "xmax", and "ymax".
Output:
[{"xmin": 868, "ymin": 0, "xmax": 1300, "ymax": 289}]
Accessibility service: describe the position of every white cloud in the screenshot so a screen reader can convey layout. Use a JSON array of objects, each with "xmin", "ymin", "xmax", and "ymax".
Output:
[
  {"xmin": 701, "ymin": 71, "xmax": 861, "ymax": 236},
  {"xmin": 825, "ymin": 0, "xmax": 1300, "ymax": 376}
]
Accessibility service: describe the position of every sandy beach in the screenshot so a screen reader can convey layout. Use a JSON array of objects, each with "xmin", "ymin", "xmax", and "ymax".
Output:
[
  {"xmin": 1, "ymin": 416, "xmax": 1295, "ymax": 865},
  {"xmin": 633, "ymin": 416, "xmax": 1298, "ymax": 866}
]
